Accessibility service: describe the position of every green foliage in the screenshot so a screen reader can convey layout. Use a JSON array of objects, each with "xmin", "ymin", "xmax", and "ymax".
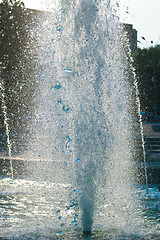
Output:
[
  {"xmin": 0, "ymin": 0, "xmax": 25, "ymax": 67},
  {"xmin": 0, "ymin": 0, "xmax": 37, "ymax": 154},
  {"xmin": 0, "ymin": 0, "xmax": 24, "ymax": 7},
  {"xmin": 135, "ymin": 45, "xmax": 160, "ymax": 114}
]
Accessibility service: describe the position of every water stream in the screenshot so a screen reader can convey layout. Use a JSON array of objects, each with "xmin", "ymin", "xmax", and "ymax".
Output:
[
  {"xmin": 0, "ymin": 80, "xmax": 13, "ymax": 179},
  {"xmin": 0, "ymin": 0, "xmax": 160, "ymax": 239},
  {"xmin": 27, "ymin": 0, "xmax": 137, "ymax": 235}
]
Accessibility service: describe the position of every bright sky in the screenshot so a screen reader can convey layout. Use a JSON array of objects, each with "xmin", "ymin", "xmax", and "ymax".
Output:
[
  {"xmin": 24, "ymin": 0, "xmax": 160, "ymax": 48},
  {"xmin": 24, "ymin": 0, "xmax": 59, "ymax": 12},
  {"xmin": 120, "ymin": 0, "xmax": 160, "ymax": 48}
]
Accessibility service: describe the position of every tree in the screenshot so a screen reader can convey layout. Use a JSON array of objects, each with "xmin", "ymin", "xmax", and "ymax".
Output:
[
  {"xmin": 0, "ymin": 0, "xmax": 25, "ymax": 77},
  {"xmin": 135, "ymin": 45, "xmax": 160, "ymax": 116},
  {"xmin": 0, "ymin": 0, "xmax": 37, "ymax": 154}
]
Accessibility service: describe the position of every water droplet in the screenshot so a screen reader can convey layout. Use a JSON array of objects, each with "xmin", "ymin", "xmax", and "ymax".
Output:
[
  {"xmin": 63, "ymin": 105, "xmax": 71, "ymax": 113},
  {"xmin": 56, "ymin": 99, "xmax": 62, "ymax": 105},
  {"xmin": 64, "ymin": 68, "xmax": 72, "ymax": 73},
  {"xmin": 65, "ymin": 150, "xmax": 72, "ymax": 154},
  {"xmin": 70, "ymin": 198, "xmax": 78, "ymax": 208},
  {"xmin": 55, "ymin": 84, "xmax": 62, "ymax": 90},
  {"xmin": 70, "ymin": 198, "xmax": 76, "ymax": 204},
  {"xmin": 56, "ymin": 26, "xmax": 63, "ymax": 32}
]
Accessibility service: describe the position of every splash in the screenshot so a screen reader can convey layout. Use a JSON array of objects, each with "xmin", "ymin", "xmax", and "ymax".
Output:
[
  {"xmin": 24, "ymin": 0, "xmax": 143, "ymax": 236},
  {"xmin": 0, "ymin": 80, "xmax": 13, "ymax": 179}
]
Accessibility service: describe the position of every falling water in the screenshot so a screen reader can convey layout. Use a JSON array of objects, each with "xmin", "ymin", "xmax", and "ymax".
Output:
[
  {"xmin": 1, "ymin": 0, "xmax": 158, "ymax": 239},
  {"xmin": 0, "ymin": 79, "xmax": 13, "ymax": 179},
  {"xmin": 24, "ymin": 0, "xmax": 143, "ymax": 236},
  {"xmin": 124, "ymin": 37, "xmax": 148, "ymax": 192},
  {"xmin": 133, "ymin": 76, "xmax": 149, "ymax": 193}
]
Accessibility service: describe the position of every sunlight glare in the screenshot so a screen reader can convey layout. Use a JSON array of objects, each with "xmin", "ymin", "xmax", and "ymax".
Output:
[{"xmin": 24, "ymin": 0, "xmax": 59, "ymax": 11}]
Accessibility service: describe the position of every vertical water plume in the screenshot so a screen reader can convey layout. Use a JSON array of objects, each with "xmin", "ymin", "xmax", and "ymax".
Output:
[
  {"xmin": 134, "ymin": 80, "xmax": 148, "ymax": 192},
  {"xmin": 123, "ymin": 35, "xmax": 148, "ymax": 192},
  {"xmin": 0, "ymin": 79, "xmax": 13, "ymax": 179},
  {"xmin": 28, "ymin": 0, "xmax": 142, "ymax": 235}
]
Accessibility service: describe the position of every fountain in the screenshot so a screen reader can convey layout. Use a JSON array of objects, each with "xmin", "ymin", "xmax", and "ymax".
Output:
[{"xmin": 0, "ymin": 0, "xmax": 160, "ymax": 239}]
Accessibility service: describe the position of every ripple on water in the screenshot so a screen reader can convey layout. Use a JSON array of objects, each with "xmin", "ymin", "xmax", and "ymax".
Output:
[{"xmin": 0, "ymin": 179, "xmax": 160, "ymax": 239}]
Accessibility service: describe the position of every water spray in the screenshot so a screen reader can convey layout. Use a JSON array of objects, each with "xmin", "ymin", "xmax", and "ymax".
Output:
[{"xmin": 0, "ymin": 79, "xmax": 13, "ymax": 179}]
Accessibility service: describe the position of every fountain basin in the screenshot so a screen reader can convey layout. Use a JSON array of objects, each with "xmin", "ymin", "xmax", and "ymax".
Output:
[
  {"xmin": 1, "ymin": 156, "xmax": 160, "ymax": 184},
  {"xmin": 0, "ymin": 156, "xmax": 74, "ymax": 183}
]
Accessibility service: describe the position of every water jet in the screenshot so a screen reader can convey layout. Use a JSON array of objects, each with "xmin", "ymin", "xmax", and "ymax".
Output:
[
  {"xmin": 0, "ymin": 0, "xmax": 160, "ymax": 239},
  {"xmin": 83, "ymin": 230, "xmax": 92, "ymax": 237}
]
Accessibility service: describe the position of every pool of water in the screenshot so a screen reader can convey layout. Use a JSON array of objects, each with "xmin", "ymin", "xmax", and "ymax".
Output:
[{"xmin": 0, "ymin": 175, "xmax": 160, "ymax": 239}]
